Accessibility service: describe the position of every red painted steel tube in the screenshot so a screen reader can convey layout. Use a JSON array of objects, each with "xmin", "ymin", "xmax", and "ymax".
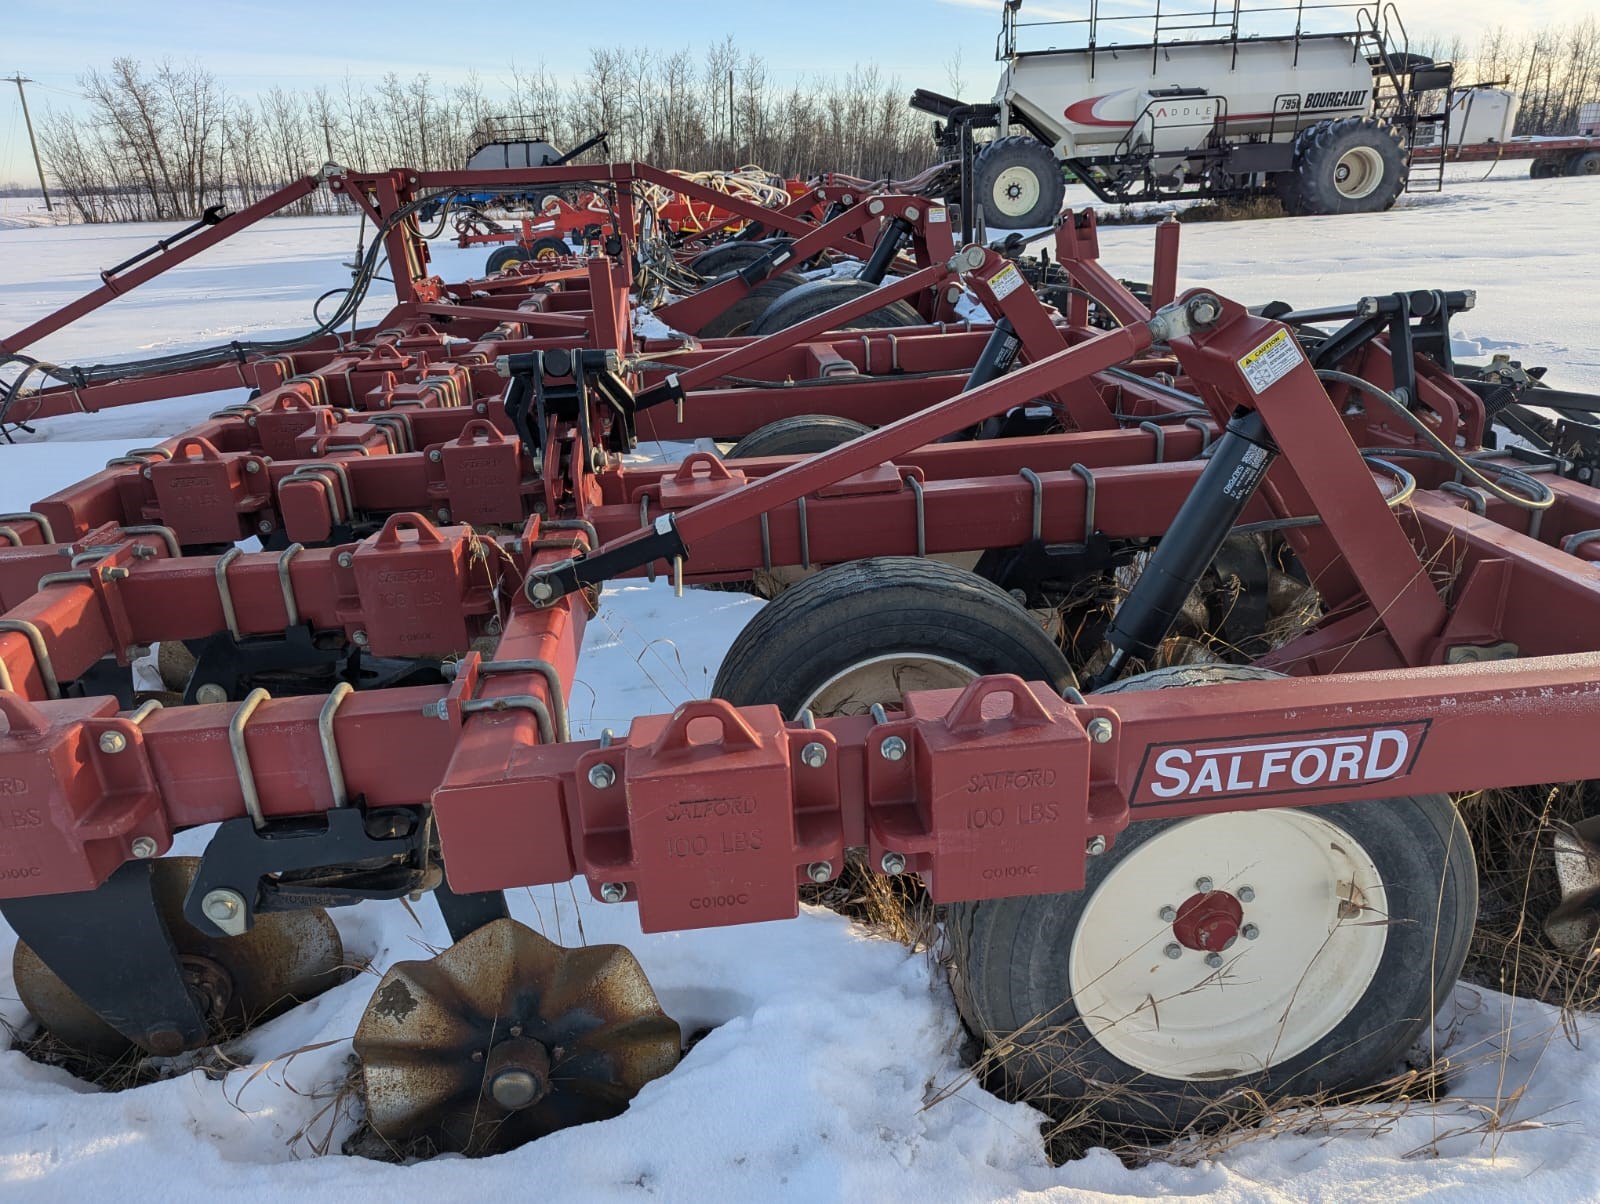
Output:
[{"xmin": 0, "ymin": 175, "xmax": 321, "ymax": 358}]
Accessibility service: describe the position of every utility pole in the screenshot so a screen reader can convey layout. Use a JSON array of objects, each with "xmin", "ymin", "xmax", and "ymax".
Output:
[{"xmin": 5, "ymin": 74, "xmax": 52, "ymax": 212}]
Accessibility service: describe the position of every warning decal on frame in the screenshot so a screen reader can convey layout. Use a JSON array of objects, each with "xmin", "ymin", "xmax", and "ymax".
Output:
[
  {"xmin": 1238, "ymin": 327, "xmax": 1302, "ymax": 394},
  {"xmin": 987, "ymin": 262, "xmax": 1025, "ymax": 300},
  {"xmin": 927, "ymin": 206, "xmax": 948, "ymax": 223}
]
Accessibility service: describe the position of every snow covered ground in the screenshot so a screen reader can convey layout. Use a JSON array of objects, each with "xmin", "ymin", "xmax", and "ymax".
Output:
[{"xmin": 1, "ymin": 165, "xmax": 1598, "ymax": 1201}]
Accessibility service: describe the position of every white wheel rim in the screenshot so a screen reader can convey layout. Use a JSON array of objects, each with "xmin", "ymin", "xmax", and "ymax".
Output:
[
  {"xmin": 1333, "ymin": 146, "xmax": 1385, "ymax": 200},
  {"xmin": 797, "ymin": 652, "xmax": 977, "ymax": 717},
  {"xmin": 991, "ymin": 166, "xmax": 1042, "ymax": 218},
  {"xmin": 1067, "ymin": 809, "xmax": 1388, "ymax": 1081}
]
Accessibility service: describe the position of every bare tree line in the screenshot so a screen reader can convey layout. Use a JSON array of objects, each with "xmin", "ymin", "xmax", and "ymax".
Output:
[
  {"xmin": 32, "ymin": 18, "xmax": 1600, "ymax": 224},
  {"xmin": 36, "ymin": 44, "xmax": 935, "ymax": 223}
]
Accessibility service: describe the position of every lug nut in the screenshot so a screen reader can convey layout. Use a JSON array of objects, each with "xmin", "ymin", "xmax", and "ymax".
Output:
[
  {"xmin": 1159, "ymin": 904, "xmax": 1177, "ymax": 922},
  {"xmin": 1237, "ymin": 885, "xmax": 1256, "ymax": 902},
  {"xmin": 879, "ymin": 736, "xmax": 907, "ymax": 762},
  {"xmin": 599, "ymin": 882, "xmax": 627, "ymax": 903},
  {"xmin": 588, "ymin": 763, "xmax": 617, "ymax": 789},
  {"xmin": 800, "ymin": 741, "xmax": 828, "ymax": 769},
  {"xmin": 880, "ymin": 851, "xmax": 907, "ymax": 876},
  {"xmin": 98, "ymin": 730, "xmax": 127, "ymax": 754},
  {"xmin": 1085, "ymin": 835, "xmax": 1107, "ymax": 856},
  {"xmin": 130, "ymin": 836, "xmax": 158, "ymax": 859},
  {"xmin": 807, "ymin": 861, "xmax": 834, "ymax": 884},
  {"xmin": 1195, "ymin": 876, "xmax": 1214, "ymax": 893},
  {"xmin": 1086, "ymin": 717, "xmax": 1114, "ymax": 744},
  {"xmin": 1242, "ymin": 923, "xmax": 1260, "ymax": 940},
  {"xmin": 1164, "ymin": 943, "xmax": 1182, "ymax": 960},
  {"xmin": 1205, "ymin": 952, "xmax": 1223, "ymax": 969}
]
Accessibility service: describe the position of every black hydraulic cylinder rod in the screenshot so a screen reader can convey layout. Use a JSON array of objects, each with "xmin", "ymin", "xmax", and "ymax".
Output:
[
  {"xmin": 937, "ymin": 318, "xmax": 1022, "ymax": 443},
  {"xmin": 858, "ymin": 217, "xmax": 914, "ymax": 285},
  {"xmin": 1088, "ymin": 410, "xmax": 1278, "ymax": 688},
  {"xmin": 963, "ymin": 317, "xmax": 1021, "ymax": 391}
]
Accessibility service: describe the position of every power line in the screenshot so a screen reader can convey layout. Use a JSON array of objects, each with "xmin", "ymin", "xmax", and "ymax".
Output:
[{"xmin": 3, "ymin": 75, "xmax": 52, "ymax": 211}]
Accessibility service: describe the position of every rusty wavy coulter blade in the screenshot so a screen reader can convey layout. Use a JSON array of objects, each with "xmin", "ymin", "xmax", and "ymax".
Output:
[{"xmin": 354, "ymin": 918, "xmax": 681, "ymax": 1155}]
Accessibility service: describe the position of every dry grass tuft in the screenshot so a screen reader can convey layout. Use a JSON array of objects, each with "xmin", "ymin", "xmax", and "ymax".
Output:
[{"xmin": 801, "ymin": 849, "xmax": 938, "ymax": 952}]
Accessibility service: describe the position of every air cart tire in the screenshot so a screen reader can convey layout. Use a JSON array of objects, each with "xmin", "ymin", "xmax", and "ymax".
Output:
[
  {"xmin": 1567, "ymin": 151, "xmax": 1600, "ymax": 177},
  {"xmin": 972, "ymin": 135, "xmax": 1066, "ymax": 230},
  {"xmin": 1293, "ymin": 118, "xmax": 1407, "ymax": 215},
  {"xmin": 712, "ymin": 557, "xmax": 1074, "ymax": 717},
  {"xmin": 1531, "ymin": 158, "xmax": 1563, "ymax": 179},
  {"xmin": 726, "ymin": 414, "xmax": 871, "ymax": 459},
  {"xmin": 945, "ymin": 665, "xmax": 1476, "ymax": 1131},
  {"xmin": 747, "ymin": 278, "xmax": 924, "ymax": 336}
]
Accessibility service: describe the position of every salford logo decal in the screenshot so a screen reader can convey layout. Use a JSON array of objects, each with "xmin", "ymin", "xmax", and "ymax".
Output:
[{"xmin": 1132, "ymin": 720, "xmax": 1430, "ymax": 807}]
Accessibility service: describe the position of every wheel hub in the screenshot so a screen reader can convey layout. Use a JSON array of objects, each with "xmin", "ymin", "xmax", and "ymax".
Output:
[
  {"xmin": 1171, "ymin": 890, "xmax": 1242, "ymax": 951},
  {"xmin": 484, "ymin": 1037, "xmax": 552, "ymax": 1110}
]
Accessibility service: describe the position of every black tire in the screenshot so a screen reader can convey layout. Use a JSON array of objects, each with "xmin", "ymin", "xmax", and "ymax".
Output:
[
  {"xmin": 1567, "ymin": 151, "xmax": 1600, "ymax": 177},
  {"xmin": 696, "ymin": 271, "xmax": 806, "ymax": 338},
  {"xmin": 713, "ymin": 557, "xmax": 1074, "ymax": 717},
  {"xmin": 485, "ymin": 245, "xmax": 533, "ymax": 273},
  {"xmin": 526, "ymin": 236, "xmax": 570, "ymax": 260},
  {"xmin": 726, "ymin": 414, "xmax": 870, "ymax": 459},
  {"xmin": 746, "ymin": 278, "xmax": 924, "ymax": 337},
  {"xmin": 1293, "ymin": 117, "xmax": 1406, "ymax": 215},
  {"xmin": 972, "ymin": 135, "xmax": 1066, "ymax": 230},
  {"xmin": 688, "ymin": 239, "xmax": 792, "ymax": 277},
  {"xmin": 1530, "ymin": 158, "xmax": 1562, "ymax": 180},
  {"xmin": 947, "ymin": 664, "xmax": 1476, "ymax": 1132}
]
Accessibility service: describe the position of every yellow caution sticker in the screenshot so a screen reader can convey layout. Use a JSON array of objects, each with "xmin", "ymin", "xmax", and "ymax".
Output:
[
  {"xmin": 1238, "ymin": 327, "xmax": 1303, "ymax": 394},
  {"xmin": 987, "ymin": 261, "xmax": 1025, "ymax": 300}
]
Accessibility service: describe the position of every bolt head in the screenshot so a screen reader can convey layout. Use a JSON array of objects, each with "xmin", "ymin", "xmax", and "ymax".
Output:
[
  {"xmin": 337, "ymin": 551, "xmax": 354, "ymax": 568},
  {"xmin": 203, "ymin": 890, "xmax": 242, "ymax": 922},
  {"xmin": 130, "ymin": 836, "xmax": 158, "ymax": 859},
  {"xmin": 1188, "ymin": 296, "xmax": 1221, "ymax": 326},
  {"xmin": 599, "ymin": 881, "xmax": 626, "ymax": 903},
  {"xmin": 1195, "ymin": 876, "xmax": 1214, "ymax": 893},
  {"xmin": 1159, "ymin": 904, "xmax": 1177, "ymax": 922},
  {"xmin": 257, "ymin": 519, "xmax": 274, "ymax": 534},
  {"xmin": 428, "ymin": 449, "xmax": 442, "ymax": 462},
  {"xmin": 880, "ymin": 851, "xmax": 907, "ymax": 876},
  {"xmin": 530, "ymin": 579, "xmax": 555, "ymax": 602},
  {"xmin": 879, "ymin": 735, "xmax": 907, "ymax": 762},
  {"xmin": 1242, "ymin": 923, "xmax": 1260, "ymax": 940},
  {"xmin": 588, "ymin": 762, "xmax": 617, "ymax": 789},
  {"xmin": 1085, "ymin": 835, "xmax": 1107, "ymax": 856},
  {"xmin": 807, "ymin": 861, "xmax": 834, "ymax": 884},
  {"xmin": 1237, "ymin": 885, "xmax": 1256, "ymax": 903},
  {"xmin": 142, "ymin": 466, "xmax": 153, "ymax": 479},
  {"xmin": 800, "ymin": 741, "xmax": 828, "ymax": 769},
  {"xmin": 1204, "ymin": 952, "xmax": 1223, "ymax": 969},
  {"xmin": 245, "ymin": 459, "xmax": 261, "ymax": 474},
  {"xmin": 436, "ymin": 509, "xmax": 451, "ymax": 523},
  {"xmin": 351, "ymin": 630, "xmax": 369, "ymax": 646},
  {"xmin": 98, "ymin": 730, "xmax": 128, "ymax": 754},
  {"xmin": 1086, "ymin": 717, "xmax": 1114, "ymax": 744},
  {"xmin": 195, "ymin": 683, "xmax": 229, "ymax": 705},
  {"xmin": 1164, "ymin": 942, "xmax": 1183, "ymax": 960}
]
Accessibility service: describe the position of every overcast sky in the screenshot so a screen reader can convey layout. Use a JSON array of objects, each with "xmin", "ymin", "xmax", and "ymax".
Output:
[{"xmin": 2, "ymin": 0, "xmax": 1591, "ymax": 186}]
